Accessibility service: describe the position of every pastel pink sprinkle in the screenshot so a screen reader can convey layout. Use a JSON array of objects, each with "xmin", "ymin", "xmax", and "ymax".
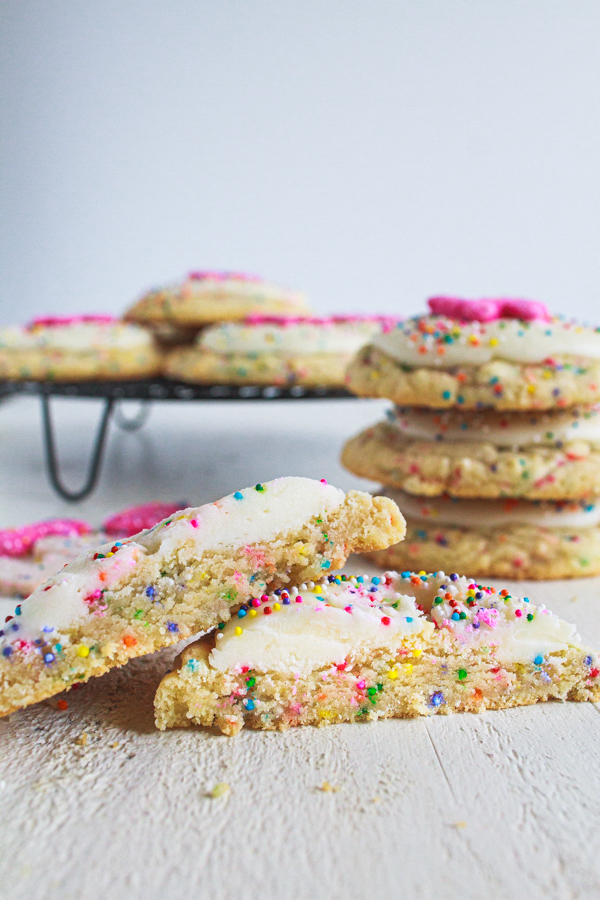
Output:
[
  {"xmin": 356, "ymin": 680, "xmax": 366, "ymax": 690},
  {"xmin": 296, "ymin": 596, "xmax": 303, "ymax": 603},
  {"xmin": 27, "ymin": 315, "xmax": 118, "ymax": 329},
  {"xmin": 103, "ymin": 502, "xmax": 182, "ymax": 538},
  {"xmin": 251, "ymin": 598, "xmax": 261, "ymax": 608},
  {"xmin": 320, "ymin": 478, "xmax": 327, "ymax": 484},
  {"xmin": 188, "ymin": 271, "xmax": 262, "ymax": 282},
  {"xmin": 515, "ymin": 609, "xmax": 523, "ymax": 617},
  {"xmin": 0, "ymin": 519, "xmax": 91, "ymax": 557},
  {"xmin": 190, "ymin": 519, "xmax": 198, "ymax": 528},
  {"xmin": 428, "ymin": 296, "xmax": 551, "ymax": 323}
]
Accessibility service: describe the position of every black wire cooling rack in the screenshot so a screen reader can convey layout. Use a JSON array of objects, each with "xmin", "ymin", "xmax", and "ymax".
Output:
[{"xmin": 0, "ymin": 378, "xmax": 355, "ymax": 502}]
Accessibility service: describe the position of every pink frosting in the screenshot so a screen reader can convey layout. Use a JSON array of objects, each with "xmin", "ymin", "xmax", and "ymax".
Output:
[
  {"xmin": 244, "ymin": 314, "xmax": 400, "ymax": 329},
  {"xmin": 0, "ymin": 519, "xmax": 91, "ymax": 557},
  {"xmin": 428, "ymin": 297, "xmax": 551, "ymax": 323},
  {"xmin": 103, "ymin": 501, "xmax": 183, "ymax": 537},
  {"xmin": 188, "ymin": 272, "xmax": 262, "ymax": 283},
  {"xmin": 27, "ymin": 315, "xmax": 119, "ymax": 330}
]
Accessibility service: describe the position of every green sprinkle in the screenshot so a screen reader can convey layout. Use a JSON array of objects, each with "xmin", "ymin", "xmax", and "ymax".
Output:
[
  {"xmin": 133, "ymin": 610, "xmax": 144, "ymax": 619},
  {"xmin": 246, "ymin": 677, "xmax": 256, "ymax": 687},
  {"xmin": 457, "ymin": 668, "xmax": 468, "ymax": 680},
  {"xmin": 527, "ymin": 613, "xmax": 534, "ymax": 621},
  {"xmin": 255, "ymin": 484, "xmax": 265, "ymax": 492}
]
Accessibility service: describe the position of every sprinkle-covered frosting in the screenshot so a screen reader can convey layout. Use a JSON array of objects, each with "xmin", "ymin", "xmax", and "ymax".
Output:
[
  {"xmin": 103, "ymin": 502, "xmax": 184, "ymax": 538},
  {"xmin": 385, "ymin": 488, "xmax": 600, "ymax": 530},
  {"xmin": 372, "ymin": 313, "xmax": 600, "ymax": 368},
  {"xmin": 205, "ymin": 570, "xmax": 584, "ymax": 675},
  {"xmin": 387, "ymin": 404, "xmax": 600, "ymax": 449},
  {"xmin": 0, "ymin": 477, "xmax": 344, "ymax": 651},
  {"xmin": 198, "ymin": 316, "xmax": 397, "ymax": 356},
  {"xmin": 0, "ymin": 519, "xmax": 91, "ymax": 557},
  {"xmin": 0, "ymin": 319, "xmax": 154, "ymax": 351}
]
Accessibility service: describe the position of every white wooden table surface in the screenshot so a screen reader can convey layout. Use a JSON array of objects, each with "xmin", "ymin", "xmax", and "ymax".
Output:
[{"xmin": 1, "ymin": 395, "xmax": 600, "ymax": 900}]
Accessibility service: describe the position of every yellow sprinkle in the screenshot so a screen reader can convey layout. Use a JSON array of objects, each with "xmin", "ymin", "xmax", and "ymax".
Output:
[
  {"xmin": 273, "ymin": 602, "xmax": 281, "ymax": 611},
  {"xmin": 209, "ymin": 782, "xmax": 230, "ymax": 799},
  {"xmin": 235, "ymin": 626, "xmax": 243, "ymax": 636},
  {"xmin": 249, "ymin": 609, "xmax": 257, "ymax": 618},
  {"xmin": 412, "ymin": 648, "xmax": 422, "ymax": 658},
  {"xmin": 543, "ymin": 370, "xmax": 552, "ymax": 379},
  {"xmin": 313, "ymin": 585, "xmax": 322, "ymax": 594},
  {"xmin": 387, "ymin": 669, "xmax": 398, "ymax": 680},
  {"xmin": 319, "ymin": 781, "xmax": 339, "ymax": 792},
  {"xmin": 319, "ymin": 709, "xmax": 332, "ymax": 718},
  {"xmin": 418, "ymin": 570, "xmax": 426, "ymax": 576},
  {"xmin": 106, "ymin": 552, "xmax": 114, "ymax": 558},
  {"xmin": 489, "ymin": 337, "xmax": 499, "ymax": 346},
  {"xmin": 77, "ymin": 645, "xmax": 90, "ymax": 658},
  {"xmin": 527, "ymin": 384, "xmax": 536, "ymax": 394}
]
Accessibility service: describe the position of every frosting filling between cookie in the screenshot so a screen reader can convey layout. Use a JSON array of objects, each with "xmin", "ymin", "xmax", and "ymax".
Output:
[
  {"xmin": 198, "ymin": 318, "xmax": 390, "ymax": 356},
  {"xmin": 385, "ymin": 488, "xmax": 600, "ymax": 530},
  {"xmin": 388, "ymin": 405, "xmax": 600, "ymax": 448},
  {"xmin": 0, "ymin": 321, "xmax": 154, "ymax": 352}
]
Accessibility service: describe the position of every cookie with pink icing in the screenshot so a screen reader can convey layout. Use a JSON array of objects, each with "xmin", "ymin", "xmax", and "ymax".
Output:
[
  {"xmin": 164, "ymin": 315, "xmax": 397, "ymax": 387},
  {"xmin": 0, "ymin": 519, "xmax": 91, "ymax": 558},
  {"xmin": 126, "ymin": 271, "xmax": 310, "ymax": 327},
  {"xmin": 0, "ymin": 316, "xmax": 161, "ymax": 381},
  {"xmin": 103, "ymin": 502, "xmax": 183, "ymax": 537}
]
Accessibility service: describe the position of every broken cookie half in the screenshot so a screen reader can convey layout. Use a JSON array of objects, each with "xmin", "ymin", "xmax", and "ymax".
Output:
[
  {"xmin": 0, "ymin": 477, "xmax": 404, "ymax": 717},
  {"xmin": 154, "ymin": 570, "xmax": 600, "ymax": 734}
]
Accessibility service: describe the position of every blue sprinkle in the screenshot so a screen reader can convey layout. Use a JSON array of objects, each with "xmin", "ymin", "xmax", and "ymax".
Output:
[
  {"xmin": 450, "ymin": 573, "xmax": 459, "ymax": 581},
  {"xmin": 234, "ymin": 491, "xmax": 243, "ymax": 500},
  {"xmin": 321, "ymin": 560, "xmax": 331, "ymax": 569},
  {"xmin": 534, "ymin": 654, "xmax": 544, "ymax": 666},
  {"xmin": 406, "ymin": 617, "xmax": 413, "ymax": 623},
  {"xmin": 244, "ymin": 698, "xmax": 255, "ymax": 711},
  {"xmin": 44, "ymin": 653, "xmax": 55, "ymax": 664},
  {"xmin": 11, "ymin": 624, "xmax": 19, "ymax": 632},
  {"xmin": 369, "ymin": 587, "xmax": 378, "ymax": 593},
  {"xmin": 371, "ymin": 577, "xmax": 380, "ymax": 585},
  {"xmin": 2, "ymin": 647, "xmax": 12, "ymax": 658},
  {"xmin": 430, "ymin": 691, "xmax": 445, "ymax": 707},
  {"xmin": 420, "ymin": 575, "xmax": 427, "ymax": 581},
  {"xmin": 237, "ymin": 609, "xmax": 247, "ymax": 618},
  {"xmin": 475, "ymin": 592, "xmax": 483, "ymax": 600},
  {"xmin": 472, "ymin": 621, "xmax": 480, "ymax": 630},
  {"xmin": 356, "ymin": 576, "xmax": 364, "ymax": 583},
  {"xmin": 274, "ymin": 588, "xmax": 282, "ymax": 595},
  {"xmin": 15, "ymin": 606, "xmax": 21, "ymax": 616},
  {"xmin": 585, "ymin": 655, "xmax": 593, "ymax": 666},
  {"xmin": 42, "ymin": 625, "xmax": 54, "ymax": 633},
  {"xmin": 401, "ymin": 571, "xmax": 411, "ymax": 578},
  {"xmin": 167, "ymin": 621, "xmax": 179, "ymax": 633},
  {"xmin": 524, "ymin": 597, "xmax": 530, "ymax": 603},
  {"xmin": 451, "ymin": 612, "xmax": 460, "ymax": 621},
  {"xmin": 146, "ymin": 586, "xmax": 156, "ymax": 599},
  {"xmin": 282, "ymin": 596, "xmax": 290, "ymax": 605},
  {"xmin": 55, "ymin": 644, "xmax": 62, "ymax": 652}
]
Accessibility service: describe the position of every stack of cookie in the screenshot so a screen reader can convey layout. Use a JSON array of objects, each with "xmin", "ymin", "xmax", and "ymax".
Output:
[{"xmin": 342, "ymin": 296, "xmax": 600, "ymax": 579}]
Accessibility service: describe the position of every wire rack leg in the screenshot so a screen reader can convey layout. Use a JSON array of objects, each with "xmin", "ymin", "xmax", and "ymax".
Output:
[
  {"xmin": 41, "ymin": 395, "xmax": 115, "ymax": 502},
  {"xmin": 113, "ymin": 400, "xmax": 151, "ymax": 431}
]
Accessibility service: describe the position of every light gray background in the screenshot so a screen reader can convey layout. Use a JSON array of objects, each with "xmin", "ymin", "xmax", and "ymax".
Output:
[{"xmin": 1, "ymin": 1, "xmax": 599, "ymax": 324}]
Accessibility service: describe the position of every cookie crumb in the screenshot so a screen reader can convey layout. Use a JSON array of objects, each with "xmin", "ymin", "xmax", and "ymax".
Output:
[
  {"xmin": 318, "ymin": 781, "xmax": 339, "ymax": 793},
  {"xmin": 75, "ymin": 733, "xmax": 88, "ymax": 746},
  {"xmin": 208, "ymin": 782, "xmax": 230, "ymax": 799},
  {"xmin": 453, "ymin": 821, "xmax": 467, "ymax": 829}
]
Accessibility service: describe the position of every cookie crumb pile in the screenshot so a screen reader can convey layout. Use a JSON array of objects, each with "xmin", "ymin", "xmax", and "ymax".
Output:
[{"xmin": 343, "ymin": 297, "xmax": 600, "ymax": 579}]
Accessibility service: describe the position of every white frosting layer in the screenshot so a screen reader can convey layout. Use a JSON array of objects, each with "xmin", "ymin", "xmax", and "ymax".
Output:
[
  {"xmin": 198, "ymin": 320, "xmax": 384, "ymax": 356},
  {"xmin": 373, "ymin": 315, "xmax": 600, "ymax": 367},
  {"xmin": 388, "ymin": 405, "xmax": 600, "ymax": 448},
  {"xmin": 0, "ymin": 477, "xmax": 344, "ymax": 646},
  {"xmin": 209, "ymin": 578, "xmax": 427, "ymax": 676},
  {"xmin": 385, "ymin": 488, "xmax": 600, "ymax": 530},
  {"xmin": 203, "ymin": 570, "xmax": 585, "ymax": 674},
  {"xmin": 0, "ymin": 322, "xmax": 153, "ymax": 352},
  {"xmin": 175, "ymin": 276, "xmax": 308, "ymax": 309}
]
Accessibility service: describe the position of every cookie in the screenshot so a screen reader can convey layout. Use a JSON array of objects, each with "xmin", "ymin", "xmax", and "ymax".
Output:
[
  {"xmin": 341, "ymin": 405, "xmax": 600, "ymax": 500},
  {"xmin": 0, "ymin": 530, "xmax": 103, "ymax": 599},
  {"xmin": 366, "ymin": 489, "xmax": 600, "ymax": 580},
  {"xmin": 126, "ymin": 272, "xmax": 310, "ymax": 326},
  {"xmin": 165, "ymin": 315, "xmax": 397, "ymax": 387},
  {"xmin": 103, "ymin": 502, "xmax": 184, "ymax": 537},
  {"xmin": 0, "ymin": 316, "xmax": 162, "ymax": 381},
  {"xmin": 346, "ymin": 299, "xmax": 600, "ymax": 410},
  {"xmin": 154, "ymin": 569, "xmax": 600, "ymax": 734},
  {"xmin": 0, "ymin": 477, "xmax": 405, "ymax": 717}
]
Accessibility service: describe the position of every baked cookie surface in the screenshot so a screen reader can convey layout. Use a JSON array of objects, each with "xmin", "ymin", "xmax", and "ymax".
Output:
[
  {"xmin": 126, "ymin": 272, "xmax": 310, "ymax": 326},
  {"xmin": 154, "ymin": 569, "xmax": 600, "ymax": 734},
  {"xmin": 0, "ymin": 477, "xmax": 404, "ymax": 717},
  {"xmin": 0, "ymin": 316, "xmax": 161, "ymax": 381},
  {"xmin": 367, "ymin": 489, "xmax": 600, "ymax": 580},
  {"xmin": 342, "ymin": 406, "xmax": 600, "ymax": 500}
]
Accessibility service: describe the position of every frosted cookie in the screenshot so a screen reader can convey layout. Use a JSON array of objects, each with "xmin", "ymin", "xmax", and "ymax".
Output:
[
  {"xmin": 0, "ymin": 527, "xmax": 103, "ymax": 599},
  {"xmin": 154, "ymin": 569, "xmax": 600, "ymax": 734},
  {"xmin": 0, "ymin": 518, "xmax": 91, "ymax": 557},
  {"xmin": 342, "ymin": 405, "xmax": 600, "ymax": 500},
  {"xmin": 0, "ymin": 316, "xmax": 162, "ymax": 381},
  {"xmin": 0, "ymin": 478, "xmax": 404, "ymax": 717},
  {"xmin": 126, "ymin": 272, "xmax": 310, "ymax": 327},
  {"xmin": 165, "ymin": 315, "xmax": 397, "ymax": 387},
  {"xmin": 367, "ymin": 489, "xmax": 600, "ymax": 580},
  {"xmin": 103, "ymin": 501, "xmax": 183, "ymax": 537},
  {"xmin": 346, "ymin": 297, "xmax": 600, "ymax": 410}
]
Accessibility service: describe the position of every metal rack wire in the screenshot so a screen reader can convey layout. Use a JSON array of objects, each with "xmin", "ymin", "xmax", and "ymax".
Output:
[{"xmin": 0, "ymin": 378, "xmax": 354, "ymax": 501}]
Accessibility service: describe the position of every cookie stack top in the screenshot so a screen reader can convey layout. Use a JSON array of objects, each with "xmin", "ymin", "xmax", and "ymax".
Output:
[{"xmin": 342, "ymin": 297, "xmax": 600, "ymax": 579}]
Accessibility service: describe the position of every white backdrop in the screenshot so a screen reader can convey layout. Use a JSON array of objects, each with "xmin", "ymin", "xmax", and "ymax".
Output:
[{"xmin": 1, "ymin": 1, "xmax": 599, "ymax": 324}]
